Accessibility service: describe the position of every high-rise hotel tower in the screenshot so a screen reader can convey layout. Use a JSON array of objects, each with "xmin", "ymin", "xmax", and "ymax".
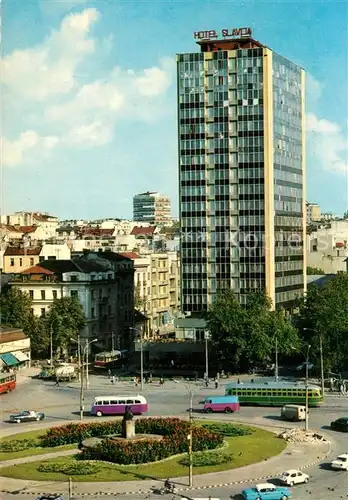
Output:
[{"xmin": 177, "ymin": 29, "xmax": 306, "ymax": 314}]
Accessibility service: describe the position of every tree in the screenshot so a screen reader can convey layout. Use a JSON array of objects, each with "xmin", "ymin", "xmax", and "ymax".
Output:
[
  {"xmin": 307, "ymin": 266, "xmax": 325, "ymax": 275},
  {"xmin": 46, "ymin": 297, "xmax": 86, "ymax": 357},
  {"xmin": 0, "ymin": 288, "xmax": 49, "ymax": 358},
  {"xmin": 206, "ymin": 290, "xmax": 301, "ymax": 372},
  {"xmin": 294, "ymin": 273, "xmax": 348, "ymax": 373}
]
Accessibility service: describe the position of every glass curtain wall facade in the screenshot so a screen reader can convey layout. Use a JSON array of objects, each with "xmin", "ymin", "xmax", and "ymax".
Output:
[{"xmin": 177, "ymin": 39, "xmax": 305, "ymax": 314}]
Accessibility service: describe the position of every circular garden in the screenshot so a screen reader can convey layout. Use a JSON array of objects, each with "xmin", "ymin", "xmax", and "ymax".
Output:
[{"xmin": 0, "ymin": 419, "xmax": 287, "ymax": 481}]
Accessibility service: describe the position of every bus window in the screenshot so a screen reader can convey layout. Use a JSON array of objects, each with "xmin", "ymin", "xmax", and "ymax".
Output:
[
  {"xmin": 126, "ymin": 399, "xmax": 134, "ymax": 404},
  {"xmin": 118, "ymin": 400, "xmax": 126, "ymax": 405},
  {"xmin": 110, "ymin": 400, "xmax": 118, "ymax": 405},
  {"xmin": 134, "ymin": 399, "xmax": 141, "ymax": 404},
  {"xmin": 102, "ymin": 400, "xmax": 110, "ymax": 405}
]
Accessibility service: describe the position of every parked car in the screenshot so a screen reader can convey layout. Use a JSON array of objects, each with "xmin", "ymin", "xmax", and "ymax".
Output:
[
  {"xmin": 281, "ymin": 405, "xmax": 307, "ymax": 422},
  {"xmin": 10, "ymin": 410, "xmax": 45, "ymax": 424},
  {"xmin": 296, "ymin": 361, "xmax": 314, "ymax": 371},
  {"xmin": 36, "ymin": 495, "xmax": 64, "ymax": 500},
  {"xmin": 279, "ymin": 469, "xmax": 309, "ymax": 486},
  {"xmin": 330, "ymin": 417, "xmax": 348, "ymax": 432},
  {"xmin": 331, "ymin": 453, "xmax": 348, "ymax": 470},
  {"xmin": 242, "ymin": 483, "xmax": 291, "ymax": 499}
]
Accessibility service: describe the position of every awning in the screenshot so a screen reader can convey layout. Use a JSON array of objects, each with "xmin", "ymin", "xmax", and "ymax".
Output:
[
  {"xmin": 13, "ymin": 350, "xmax": 30, "ymax": 363},
  {"xmin": 0, "ymin": 352, "xmax": 19, "ymax": 366}
]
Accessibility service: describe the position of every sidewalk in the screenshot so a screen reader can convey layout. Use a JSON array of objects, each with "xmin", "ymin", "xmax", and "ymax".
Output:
[
  {"xmin": 0, "ymin": 428, "xmax": 331, "ymax": 496},
  {"xmin": 15, "ymin": 367, "xmax": 41, "ymax": 385}
]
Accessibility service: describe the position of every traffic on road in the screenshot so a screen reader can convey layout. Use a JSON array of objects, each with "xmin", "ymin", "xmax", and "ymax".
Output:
[{"xmin": 1, "ymin": 373, "xmax": 348, "ymax": 499}]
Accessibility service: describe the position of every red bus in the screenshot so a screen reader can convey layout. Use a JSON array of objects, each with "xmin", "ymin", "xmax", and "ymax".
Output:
[{"xmin": 0, "ymin": 373, "xmax": 16, "ymax": 394}]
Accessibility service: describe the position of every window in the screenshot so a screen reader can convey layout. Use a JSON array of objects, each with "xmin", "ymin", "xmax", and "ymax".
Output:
[
  {"xmin": 41, "ymin": 308, "xmax": 46, "ymax": 317},
  {"xmin": 118, "ymin": 400, "xmax": 126, "ymax": 405},
  {"xmin": 91, "ymin": 307, "xmax": 95, "ymax": 318},
  {"xmin": 29, "ymin": 290, "xmax": 34, "ymax": 299},
  {"xmin": 126, "ymin": 400, "xmax": 134, "ymax": 404},
  {"xmin": 30, "ymin": 258, "xmax": 34, "ymax": 266},
  {"xmin": 10, "ymin": 258, "xmax": 14, "ymax": 267},
  {"xmin": 53, "ymin": 290, "xmax": 58, "ymax": 299},
  {"xmin": 70, "ymin": 275, "xmax": 78, "ymax": 282},
  {"xmin": 41, "ymin": 290, "xmax": 45, "ymax": 300},
  {"xmin": 110, "ymin": 400, "xmax": 118, "ymax": 405},
  {"xmin": 71, "ymin": 290, "xmax": 78, "ymax": 299},
  {"xmin": 19, "ymin": 258, "xmax": 23, "ymax": 266},
  {"xmin": 102, "ymin": 401, "xmax": 110, "ymax": 405}
]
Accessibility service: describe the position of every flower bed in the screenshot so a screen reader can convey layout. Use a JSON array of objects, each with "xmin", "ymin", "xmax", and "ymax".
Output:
[{"xmin": 41, "ymin": 418, "xmax": 224, "ymax": 465}]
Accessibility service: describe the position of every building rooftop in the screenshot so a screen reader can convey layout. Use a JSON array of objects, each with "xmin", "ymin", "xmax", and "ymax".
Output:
[
  {"xmin": 4, "ymin": 246, "xmax": 42, "ymax": 256},
  {"xmin": 0, "ymin": 327, "xmax": 28, "ymax": 344},
  {"xmin": 118, "ymin": 252, "xmax": 141, "ymax": 260},
  {"xmin": 21, "ymin": 265, "xmax": 55, "ymax": 275},
  {"xmin": 131, "ymin": 226, "xmax": 156, "ymax": 236}
]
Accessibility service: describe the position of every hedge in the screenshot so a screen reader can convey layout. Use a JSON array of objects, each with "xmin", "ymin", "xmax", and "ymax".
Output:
[
  {"xmin": 81, "ymin": 419, "xmax": 223, "ymax": 465},
  {"xmin": 41, "ymin": 418, "xmax": 223, "ymax": 465},
  {"xmin": 0, "ymin": 438, "xmax": 41, "ymax": 453},
  {"xmin": 202, "ymin": 422, "xmax": 253, "ymax": 437},
  {"xmin": 179, "ymin": 451, "xmax": 234, "ymax": 467},
  {"xmin": 38, "ymin": 461, "xmax": 100, "ymax": 475}
]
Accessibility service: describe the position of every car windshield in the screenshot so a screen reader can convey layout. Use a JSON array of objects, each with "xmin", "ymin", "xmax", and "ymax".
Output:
[
  {"xmin": 282, "ymin": 472, "xmax": 289, "ymax": 476},
  {"xmin": 338, "ymin": 456, "xmax": 347, "ymax": 462}
]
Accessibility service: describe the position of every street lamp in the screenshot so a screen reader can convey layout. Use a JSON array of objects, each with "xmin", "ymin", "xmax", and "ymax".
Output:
[
  {"xmin": 71, "ymin": 337, "xmax": 98, "ymax": 420},
  {"xmin": 292, "ymin": 343, "xmax": 311, "ymax": 432},
  {"xmin": 129, "ymin": 327, "xmax": 144, "ymax": 390},
  {"xmin": 204, "ymin": 330, "xmax": 210, "ymax": 380},
  {"xmin": 304, "ymin": 327, "xmax": 324, "ymax": 399},
  {"xmin": 274, "ymin": 334, "xmax": 279, "ymax": 382},
  {"xmin": 180, "ymin": 380, "xmax": 196, "ymax": 487}
]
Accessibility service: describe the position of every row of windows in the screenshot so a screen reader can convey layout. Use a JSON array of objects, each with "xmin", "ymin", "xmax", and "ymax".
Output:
[
  {"xmin": 276, "ymin": 289, "xmax": 302, "ymax": 304},
  {"xmin": 9, "ymin": 257, "xmax": 36, "ymax": 267},
  {"xmin": 275, "ymin": 260, "xmax": 303, "ymax": 272},
  {"xmin": 275, "ymin": 200, "xmax": 302, "ymax": 213},
  {"xmin": 274, "ymin": 184, "xmax": 302, "ymax": 199},
  {"xmin": 95, "ymin": 399, "xmax": 143, "ymax": 406},
  {"xmin": 274, "ymin": 168, "xmax": 302, "ymax": 184},
  {"xmin": 275, "ymin": 274, "xmax": 303, "ymax": 287},
  {"xmin": 229, "ymin": 388, "xmax": 318, "ymax": 396}
]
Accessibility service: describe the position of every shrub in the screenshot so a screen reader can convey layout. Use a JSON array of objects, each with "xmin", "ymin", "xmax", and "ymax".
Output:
[
  {"xmin": 38, "ymin": 461, "xmax": 100, "ymax": 475},
  {"xmin": 202, "ymin": 422, "xmax": 253, "ymax": 437},
  {"xmin": 0, "ymin": 438, "xmax": 41, "ymax": 452},
  {"xmin": 179, "ymin": 451, "xmax": 234, "ymax": 467},
  {"xmin": 79, "ymin": 418, "xmax": 224, "ymax": 465}
]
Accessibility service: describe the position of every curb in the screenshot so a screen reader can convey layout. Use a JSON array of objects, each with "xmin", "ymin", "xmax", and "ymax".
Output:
[{"xmin": 0, "ymin": 438, "xmax": 332, "ymax": 497}]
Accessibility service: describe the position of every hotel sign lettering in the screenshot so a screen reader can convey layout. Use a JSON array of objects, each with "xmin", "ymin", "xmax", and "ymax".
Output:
[{"xmin": 193, "ymin": 27, "xmax": 252, "ymax": 40}]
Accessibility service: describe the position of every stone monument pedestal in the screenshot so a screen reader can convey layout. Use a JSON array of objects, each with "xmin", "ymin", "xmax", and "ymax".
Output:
[{"xmin": 125, "ymin": 419, "xmax": 135, "ymax": 439}]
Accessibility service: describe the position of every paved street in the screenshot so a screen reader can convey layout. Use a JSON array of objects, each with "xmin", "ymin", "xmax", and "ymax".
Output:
[{"xmin": 1, "ymin": 373, "xmax": 348, "ymax": 499}]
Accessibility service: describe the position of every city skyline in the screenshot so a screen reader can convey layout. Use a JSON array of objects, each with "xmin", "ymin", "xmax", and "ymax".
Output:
[{"xmin": 2, "ymin": 0, "xmax": 347, "ymax": 219}]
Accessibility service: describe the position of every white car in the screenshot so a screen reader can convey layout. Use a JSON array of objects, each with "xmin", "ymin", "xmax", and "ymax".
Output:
[
  {"xmin": 331, "ymin": 454, "xmax": 348, "ymax": 470},
  {"xmin": 279, "ymin": 469, "xmax": 309, "ymax": 486}
]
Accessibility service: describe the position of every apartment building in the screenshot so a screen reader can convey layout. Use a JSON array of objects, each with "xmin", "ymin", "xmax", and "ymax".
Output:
[
  {"xmin": 177, "ymin": 30, "xmax": 306, "ymax": 312},
  {"xmin": 3, "ymin": 243, "xmax": 71, "ymax": 273},
  {"xmin": 9, "ymin": 252, "xmax": 135, "ymax": 350},
  {"xmin": 120, "ymin": 251, "xmax": 180, "ymax": 336},
  {"xmin": 306, "ymin": 202, "xmax": 321, "ymax": 224},
  {"xmin": 307, "ymin": 219, "xmax": 348, "ymax": 273},
  {"xmin": 133, "ymin": 192, "xmax": 172, "ymax": 226}
]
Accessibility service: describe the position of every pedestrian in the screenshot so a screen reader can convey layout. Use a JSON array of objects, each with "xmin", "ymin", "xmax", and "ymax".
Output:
[
  {"xmin": 237, "ymin": 378, "xmax": 240, "ymax": 384},
  {"xmin": 214, "ymin": 378, "xmax": 219, "ymax": 389},
  {"xmin": 329, "ymin": 377, "xmax": 334, "ymax": 392},
  {"xmin": 149, "ymin": 373, "xmax": 153, "ymax": 383},
  {"xmin": 108, "ymin": 369, "xmax": 111, "ymax": 379},
  {"xmin": 160, "ymin": 377, "xmax": 164, "ymax": 386},
  {"xmin": 55, "ymin": 376, "xmax": 60, "ymax": 386},
  {"xmin": 340, "ymin": 383, "xmax": 344, "ymax": 395},
  {"xmin": 112, "ymin": 375, "xmax": 116, "ymax": 385},
  {"xmin": 216, "ymin": 372, "xmax": 220, "ymax": 381}
]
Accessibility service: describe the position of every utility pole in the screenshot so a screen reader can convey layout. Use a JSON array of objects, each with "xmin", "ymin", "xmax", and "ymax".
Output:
[
  {"xmin": 188, "ymin": 389, "xmax": 193, "ymax": 487},
  {"xmin": 319, "ymin": 334, "xmax": 325, "ymax": 399},
  {"xmin": 111, "ymin": 330, "xmax": 115, "ymax": 351},
  {"xmin": 305, "ymin": 344, "xmax": 311, "ymax": 432},
  {"xmin": 50, "ymin": 323, "xmax": 54, "ymax": 368},
  {"xmin": 275, "ymin": 335, "xmax": 279, "ymax": 382},
  {"xmin": 79, "ymin": 352, "xmax": 84, "ymax": 421},
  {"xmin": 85, "ymin": 339, "xmax": 89, "ymax": 389},
  {"xmin": 205, "ymin": 332, "xmax": 209, "ymax": 380}
]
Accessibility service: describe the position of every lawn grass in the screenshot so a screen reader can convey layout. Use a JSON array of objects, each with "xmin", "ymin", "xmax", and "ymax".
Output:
[
  {"xmin": 0, "ymin": 430, "xmax": 76, "ymax": 461},
  {"xmin": 0, "ymin": 426, "xmax": 286, "ymax": 482}
]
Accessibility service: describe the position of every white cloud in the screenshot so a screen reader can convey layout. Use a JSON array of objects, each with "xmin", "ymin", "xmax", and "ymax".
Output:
[
  {"xmin": 2, "ymin": 8, "xmax": 99, "ymax": 100},
  {"xmin": 306, "ymin": 73, "xmax": 323, "ymax": 107},
  {"xmin": 306, "ymin": 113, "xmax": 348, "ymax": 174},
  {"xmin": 2, "ymin": 131, "xmax": 59, "ymax": 167}
]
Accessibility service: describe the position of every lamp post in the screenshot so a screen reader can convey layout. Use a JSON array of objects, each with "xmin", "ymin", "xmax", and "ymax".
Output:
[
  {"xmin": 204, "ymin": 331, "xmax": 210, "ymax": 380},
  {"xmin": 129, "ymin": 327, "xmax": 144, "ymax": 390},
  {"xmin": 274, "ymin": 334, "xmax": 279, "ymax": 382},
  {"xmin": 180, "ymin": 381, "xmax": 195, "ymax": 487},
  {"xmin": 292, "ymin": 343, "xmax": 311, "ymax": 431},
  {"xmin": 71, "ymin": 337, "xmax": 98, "ymax": 419},
  {"xmin": 304, "ymin": 327, "xmax": 324, "ymax": 399}
]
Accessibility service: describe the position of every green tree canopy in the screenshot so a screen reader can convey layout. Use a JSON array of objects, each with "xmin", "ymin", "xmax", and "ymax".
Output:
[
  {"xmin": 46, "ymin": 297, "xmax": 86, "ymax": 357},
  {"xmin": 295, "ymin": 272, "xmax": 348, "ymax": 373},
  {"xmin": 0, "ymin": 287, "xmax": 49, "ymax": 357},
  {"xmin": 307, "ymin": 266, "xmax": 325, "ymax": 275},
  {"xmin": 206, "ymin": 290, "xmax": 301, "ymax": 372}
]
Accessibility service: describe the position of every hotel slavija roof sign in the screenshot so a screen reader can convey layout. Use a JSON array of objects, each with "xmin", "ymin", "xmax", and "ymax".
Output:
[{"xmin": 193, "ymin": 27, "xmax": 252, "ymax": 40}]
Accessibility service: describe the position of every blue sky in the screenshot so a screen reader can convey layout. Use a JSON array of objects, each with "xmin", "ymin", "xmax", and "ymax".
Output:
[{"xmin": 2, "ymin": 0, "xmax": 347, "ymax": 219}]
